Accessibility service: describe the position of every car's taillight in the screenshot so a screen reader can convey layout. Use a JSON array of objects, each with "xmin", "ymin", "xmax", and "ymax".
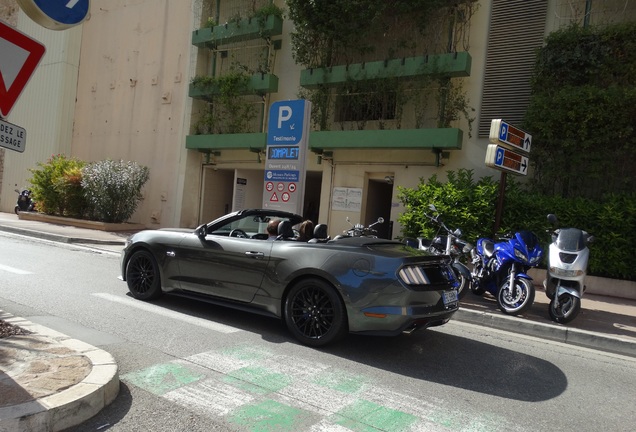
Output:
[
  {"xmin": 399, "ymin": 263, "xmax": 457, "ymax": 288},
  {"xmin": 399, "ymin": 265, "xmax": 431, "ymax": 285}
]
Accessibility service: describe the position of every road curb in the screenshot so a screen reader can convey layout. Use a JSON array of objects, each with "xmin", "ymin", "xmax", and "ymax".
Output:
[
  {"xmin": 0, "ymin": 315, "xmax": 120, "ymax": 432},
  {"xmin": 0, "ymin": 225, "xmax": 125, "ymax": 246},
  {"xmin": 454, "ymin": 308, "xmax": 636, "ymax": 358}
]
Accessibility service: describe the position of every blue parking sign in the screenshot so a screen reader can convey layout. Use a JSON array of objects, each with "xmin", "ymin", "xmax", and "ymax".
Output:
[{"xmin": 267, "ymin": 100, "xmax": 308, "ymax": 145}]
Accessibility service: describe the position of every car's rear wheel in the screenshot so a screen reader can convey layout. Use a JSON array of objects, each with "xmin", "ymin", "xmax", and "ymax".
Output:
[
  {"xmin": 126, "ymin": 250, "xmax": 162, "ymax": 300},
  {"xmin": 284, "ymin": 278, "xmax": 347, "ymax": 347}
]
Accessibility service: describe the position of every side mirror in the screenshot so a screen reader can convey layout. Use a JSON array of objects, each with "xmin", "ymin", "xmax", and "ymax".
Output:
[
  {"xmin": 428, "ymin": 204, "xmax": 437, "ymax": 212},
  {"xmin": 195, "ymin": 224, "xmax": 207, "ymax": 238},
  {"xmin": 377, "ymin": 217, "xmax": 384, "ymax": 224},
  {"xmin": 587, "ymin": 235, "xmax": 595, "ymax": 245},
  {"xmin": 547, "ymin": 214, "xmax": 558, "ymax": 225}
]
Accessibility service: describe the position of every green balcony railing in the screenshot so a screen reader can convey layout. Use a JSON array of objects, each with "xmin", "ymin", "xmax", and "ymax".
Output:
[
  {"xmin": 189, "ymin": 73, "xmax": 279, "ymax": 100},
  {"xmin": 192, "ymin": 15, "xmax": 283, "ymax": 48},
  {"xmin": 186, "ymin": 128, "xmax": 463, "ymax": 152},
  {"xmin": 300, "ymin": 52, "xmax": 472, "ymax": 88}
]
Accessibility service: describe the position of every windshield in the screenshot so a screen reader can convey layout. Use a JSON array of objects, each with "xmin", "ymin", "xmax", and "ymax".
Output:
[{"xmin": 555, "ymin": 228, "xmax": 586, "ymax": 252}]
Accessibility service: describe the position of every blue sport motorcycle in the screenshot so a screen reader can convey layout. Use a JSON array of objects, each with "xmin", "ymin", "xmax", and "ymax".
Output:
[{"xmin": 469, "ymin": 230, "xmax": 544, "ymax": 315}]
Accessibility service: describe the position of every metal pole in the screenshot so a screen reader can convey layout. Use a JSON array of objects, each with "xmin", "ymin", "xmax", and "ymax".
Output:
[{"xmin": 494, "ymin": 172, "xmax": 507, "ymax": 236}]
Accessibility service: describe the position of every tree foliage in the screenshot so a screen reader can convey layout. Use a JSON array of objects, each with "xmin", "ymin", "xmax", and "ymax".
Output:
[{"xmin": 524, "ymin": 22, "xmax": 636, "ymax": 198}]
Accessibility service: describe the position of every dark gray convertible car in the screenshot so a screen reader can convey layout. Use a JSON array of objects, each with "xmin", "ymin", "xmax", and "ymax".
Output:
[{"xmin": 120, "ymin": 209, "xmax": 459, "ymax": 346}]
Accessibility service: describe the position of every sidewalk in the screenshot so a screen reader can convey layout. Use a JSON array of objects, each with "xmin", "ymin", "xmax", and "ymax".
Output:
[{"xmin": 1, "ymin": 211, "xmax": 635, "ymax": 430}]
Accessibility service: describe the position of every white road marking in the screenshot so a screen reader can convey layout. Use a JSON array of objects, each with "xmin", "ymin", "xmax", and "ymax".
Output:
[
  {"xmin": 0, "ymin": 263, "xmax": 32, "ymax": 275},
  {"xmin": 92, "ymin": 293, "xmax": 241, "ymax": 334},
  {"xmin": 165, "ymin": 379, "xmax": 254, "ymax": 416}
]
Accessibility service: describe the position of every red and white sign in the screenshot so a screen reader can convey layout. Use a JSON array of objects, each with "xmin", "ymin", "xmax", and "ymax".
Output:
[
  {"xmin": 0, "ymin": 20, "xmax": 46, "ymax": 117},
  {"xmin": 288, "ymin": 183, "xmax": 296, "ymax": 193}
]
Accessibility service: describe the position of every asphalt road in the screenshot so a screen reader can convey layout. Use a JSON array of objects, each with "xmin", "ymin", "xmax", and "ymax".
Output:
[{"xmin": 1, "ymin": 231, "xmax": 635, "ymax": 432}]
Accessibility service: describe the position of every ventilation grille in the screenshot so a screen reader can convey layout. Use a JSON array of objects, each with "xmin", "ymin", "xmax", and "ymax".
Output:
[{"xmin": 478, "ymin": 0, "xmax": 548, "ymax": 137}]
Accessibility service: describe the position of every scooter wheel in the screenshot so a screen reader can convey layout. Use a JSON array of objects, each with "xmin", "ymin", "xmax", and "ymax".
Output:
[
  {"xmin": 14, "ymin": 205, "xmax": 20, "ymax": 215},
  {"xmin": 497, "ymin": 278, "xmax": 535, "ymax": 315},
  {"xmin": 549, "ymin": 294, "xmax": 581, "ymax": 324},
  {"xmin": 470, "ymin": 281, "xmax": 485, "ymax": 296}
]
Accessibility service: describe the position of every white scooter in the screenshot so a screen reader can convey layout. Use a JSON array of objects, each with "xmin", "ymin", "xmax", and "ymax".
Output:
[{"xmin": 543, "ymin": 214, "xmax": 594, "ymax": 324}]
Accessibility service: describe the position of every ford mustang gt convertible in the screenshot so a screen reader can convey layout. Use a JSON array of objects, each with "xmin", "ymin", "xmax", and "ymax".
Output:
[{"xmin": 120, "ymin": 209, "xmax": 459, "ymax": 346}]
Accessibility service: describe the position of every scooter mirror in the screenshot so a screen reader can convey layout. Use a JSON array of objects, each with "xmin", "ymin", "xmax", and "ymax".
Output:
[
  {"xmin": 428, "ymin": 204, "xmax": 437, "ymax": 212},
  {"xmin": 377, "ymin": 217, "xmax": 384, "ymax": 224},
  {"xmin": 547, "ymin": 214, "xmax": 558, "ymax": 225},
  {"xmin": 587, "ymin": 235, "xmax": 595, "ymax": 244}
]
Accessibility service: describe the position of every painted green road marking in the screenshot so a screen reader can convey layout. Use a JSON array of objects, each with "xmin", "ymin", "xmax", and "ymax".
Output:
[
  {"xmin": 228, "ymin": 366, "xmax": 292, "ymax": 393},
  {"xmin": 313, "ymin": 369, "xmax": 367, "ymax": 393},
  {"xmin": 335, "ymin": 399, "xmax": 418, "ymax": 432},
  {"xmin": 228, "ymin": 400, "xmax": 313, "ymax": 432},
  {"xmin": 223, "ymin": 345, "xmax": 272, "ymax": 361},
  {"xmin": 122, "ymin": 363, "xmax": 204, "ymax": 395}
]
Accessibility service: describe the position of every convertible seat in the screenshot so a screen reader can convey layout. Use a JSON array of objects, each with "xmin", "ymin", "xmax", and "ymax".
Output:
[
  {"xmin": 308, "ymin": 224, "xmax": 330, "ymax": 243},
  {"xmin": 277, "ymin": 220, "xmax": 295, "ymax": 240}
]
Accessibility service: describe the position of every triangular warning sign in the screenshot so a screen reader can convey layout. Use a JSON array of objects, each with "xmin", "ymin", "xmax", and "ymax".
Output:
[
  {"xmin": 0, "ymin": 20, "xmax": 46, "ymax": 117},
  {"xmin": 270, "ymin": 192, "xmax": 279, "ymax": 202}
]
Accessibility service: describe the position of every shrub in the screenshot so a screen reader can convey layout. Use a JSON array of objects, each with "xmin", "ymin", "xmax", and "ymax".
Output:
[
  {"xmin": 28, "ymin": 154, "xmax": 87, "ymax": 217},
  {"xmin": 81, "ymin": 160, "xmax": 149, "ymax": 223}
]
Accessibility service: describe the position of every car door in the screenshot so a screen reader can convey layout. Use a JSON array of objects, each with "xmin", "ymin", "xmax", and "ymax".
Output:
[{"xmin": 174, "ymin": 233, "xmax": 273, "ymax": 303}]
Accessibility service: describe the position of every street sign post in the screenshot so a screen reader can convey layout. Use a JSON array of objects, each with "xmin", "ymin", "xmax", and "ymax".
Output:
[
  {"xmin": 486, "ymin": 118, "xmax": 533, "ymax": 235},
  {"xmin": 16, "ymin": 0, "xmax": 90, "ymax": 30},
  {"xmin": 0, "ymin": 20, "xmax": 46, "ymax": 118},
  {"xmin": 263, "ymin": 100, "xmax": 311, "ymax": 214},
  {"xmin": 0, "ymin": 118, "xmax": 26, "ymax": 152}
]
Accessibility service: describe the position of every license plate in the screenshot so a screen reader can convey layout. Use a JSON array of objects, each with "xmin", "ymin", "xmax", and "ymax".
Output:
[{"xmin": 443, "ymin": 290, "xmax": 458, "ymax": 305}]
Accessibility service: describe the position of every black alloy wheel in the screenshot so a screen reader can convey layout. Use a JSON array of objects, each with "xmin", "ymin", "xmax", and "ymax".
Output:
[
  {"xmin": 126, "ymin": 250, "xmax": 162, "ymax": 300},
  {"xmin": 284, "ymin": 278, "xmax": 347, "ymax": 347}
]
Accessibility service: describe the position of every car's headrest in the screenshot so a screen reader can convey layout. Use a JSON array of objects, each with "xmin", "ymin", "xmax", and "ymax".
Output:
[
  {"xmin": 313, "ymin": 224, "xmax": 328, "ymax": 239},
  {"xmin": 277, "ymin": 220, "xmax": 295, "ymax": 239}
]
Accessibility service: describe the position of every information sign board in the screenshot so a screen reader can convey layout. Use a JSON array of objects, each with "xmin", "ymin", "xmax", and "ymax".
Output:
[
  {"xmin": 263, "ymin": 100, "xmax": 311, "ymax": 214},
  {"xmin": 0, "ymin": 118, "xmax": 26, "ymax": 152}
]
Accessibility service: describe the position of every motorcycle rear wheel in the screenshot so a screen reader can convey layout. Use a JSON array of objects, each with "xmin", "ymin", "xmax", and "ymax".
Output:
[
  {"xmin": 549, "ymin": 294, "xmax": 581, "ymax": 324},
  {"xmin": 14, "ymin": 205, "xmax": 19, "ymax": 215},
  {"xmin": 497, "ymin": 278, "xmax": 535, "ymax": 315}
]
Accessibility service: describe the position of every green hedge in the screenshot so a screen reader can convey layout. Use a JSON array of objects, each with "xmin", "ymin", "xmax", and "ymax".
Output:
[{"xmin": 398, "ymin": 169, "xmax": 636, "ymax": 280}]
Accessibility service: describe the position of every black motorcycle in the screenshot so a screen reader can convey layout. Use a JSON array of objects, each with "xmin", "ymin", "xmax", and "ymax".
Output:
[{"xmin": 14, "ymin": 189, "xmax": 36, "ymax": 214}]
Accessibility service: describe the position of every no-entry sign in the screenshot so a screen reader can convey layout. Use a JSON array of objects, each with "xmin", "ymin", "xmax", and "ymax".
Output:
[{"xmin": 0, "ymin": 20, "xmax": 46, "ymax": 118}]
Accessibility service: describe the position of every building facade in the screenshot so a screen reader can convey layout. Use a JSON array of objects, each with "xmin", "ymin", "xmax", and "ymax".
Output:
[{"xmin": 1, "ymin": 0, "xmax": 634, "ymax": 238}]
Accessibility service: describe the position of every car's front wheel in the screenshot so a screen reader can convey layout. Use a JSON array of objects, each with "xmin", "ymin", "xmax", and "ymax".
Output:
[
  {"xmin": 126, "ymin": 250, "xmax": 162, "ymax": 300},
  {"xmin": 284, "ymin": 278, "xmax": 348, "ymax": 347}
]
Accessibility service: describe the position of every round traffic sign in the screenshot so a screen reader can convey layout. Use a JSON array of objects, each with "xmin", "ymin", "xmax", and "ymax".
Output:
[{"xmin": 17, "ymin": 0, "xmax": 90, "ymax": 30}]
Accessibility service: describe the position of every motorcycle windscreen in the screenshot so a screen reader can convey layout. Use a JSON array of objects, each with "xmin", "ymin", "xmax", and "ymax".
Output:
[{"xmin": 555, "ymin": 228, "xmax": 586, "ymax": 252}]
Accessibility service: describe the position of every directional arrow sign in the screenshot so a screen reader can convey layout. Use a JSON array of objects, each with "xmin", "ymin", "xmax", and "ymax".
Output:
[
  {"xmin": 16, "ymin": 0, "xmax": 90, "ymax": 31},
  {"xmin": 489, "ymin": 119, "xmax": 532, "ymax": 154},
  {"xmin": 0, "ymin": 20, "xmax": 46, "ymax": 118},
  {"xmin": 485, "ymin": 144, "xmax": 529, "ymax": 176}
]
